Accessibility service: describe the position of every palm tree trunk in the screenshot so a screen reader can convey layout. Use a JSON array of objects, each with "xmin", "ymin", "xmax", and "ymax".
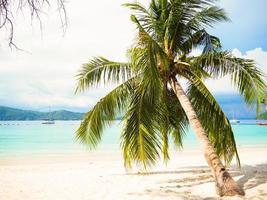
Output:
[{"xmin": 170, "ymin": 77, "xmax": 245, "ymax": 196}]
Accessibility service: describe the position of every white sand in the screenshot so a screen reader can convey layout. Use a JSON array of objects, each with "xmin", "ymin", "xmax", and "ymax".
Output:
[{"xmin": 0, "ymin": 147, "xmax": 267, "ymax": 200}]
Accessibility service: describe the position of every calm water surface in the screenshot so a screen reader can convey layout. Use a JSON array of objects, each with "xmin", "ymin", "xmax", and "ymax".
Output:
[{"xmin": 0, "ymin": 120, "xmax": 266, "ymax": 156}]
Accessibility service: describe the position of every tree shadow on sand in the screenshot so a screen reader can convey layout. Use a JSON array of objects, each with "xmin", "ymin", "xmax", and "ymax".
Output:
[
  {"xmin": 127, "ymin": 163, "xmax": 267, "ymax": 200},
  {"xmin": 238, "ymin": 163, "xmax": 267, "ymax": 190}
]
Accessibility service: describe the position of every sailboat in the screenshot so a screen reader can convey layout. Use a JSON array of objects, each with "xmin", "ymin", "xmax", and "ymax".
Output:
[
  {"xmin": 230, "ymin": 111, "xmax": 240, "ymax": 124},
  {"xmin": 230, "ymin": 119, "xmax": 240, "ymax": 124},
  {"xmin": 42, "ymin": 107, "xmax": 55, "ymax": 124}
]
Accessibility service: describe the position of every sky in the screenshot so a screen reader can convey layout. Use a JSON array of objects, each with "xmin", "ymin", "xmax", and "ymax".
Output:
[{"xmin": 0, "ymin": 0, "xmax": 266, "ymax": 112}]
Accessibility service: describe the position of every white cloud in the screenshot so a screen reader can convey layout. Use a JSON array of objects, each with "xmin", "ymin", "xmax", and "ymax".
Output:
[
  {"xmin": 0, "ymin": 0, "xmax": 137, "ymax": 111},
  {"xmin": 231, "ymin": 48, "xmax": 267, "ymax": 75},
  {"xmin": 204, "ymin": 48, "xmax": 267, "ymax": 94}
]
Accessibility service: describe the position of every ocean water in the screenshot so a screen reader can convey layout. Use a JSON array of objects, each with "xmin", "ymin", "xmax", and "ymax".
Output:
[{"xmin": 0, "ymin": 120, "xmax": 266, "ymax": 157}]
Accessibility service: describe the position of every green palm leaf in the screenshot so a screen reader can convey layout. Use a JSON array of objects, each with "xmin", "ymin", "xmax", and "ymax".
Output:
[
  {"xmin": 180, "ymin": 29, "xmax": 221, "ymax": 54},
  {"xmin": 75, "ymin": 57, "xmax": 132, "ymax": 92},
  {"xmin": 76, "ymin": 79, "xmax": 134, "ymax": 149},
  {"xmin": 186, "ymin": 6, "xmax": 229, "ymax": 31},
  {"xmin": 186, "ymin": 72, "xmax": 240, "ymax": 166},
  {"xmin": 166, "ymin": 88, "xmax": 188, "ymax": 150},
  {"xmin": 122, "ymin": 35, "xmax": 166, "ymax": 168},
  {"xmin": 192, "ymin": 52, "xmax": 267, "ymax": 104},
  {"xmin": 121, "ymin": 81, "xmax": 162, "ymax": 169}
]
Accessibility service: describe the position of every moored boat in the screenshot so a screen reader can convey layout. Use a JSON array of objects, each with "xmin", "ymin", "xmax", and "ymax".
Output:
[
  {"xmin": 257, "ymin": 122, "xmax": 267, "ymax": 126},
  {"xmin": 230, "ymin": 119, "xmax": 240, "ymax": 124},
  {"xmin": 42, "ymin": 106, "xmax": 55, "ymax": 125}
]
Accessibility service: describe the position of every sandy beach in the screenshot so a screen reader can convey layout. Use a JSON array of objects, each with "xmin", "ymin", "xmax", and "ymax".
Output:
[{"xmin": 0, "ymin": 147, "xmax": 267, "ymax": 200}]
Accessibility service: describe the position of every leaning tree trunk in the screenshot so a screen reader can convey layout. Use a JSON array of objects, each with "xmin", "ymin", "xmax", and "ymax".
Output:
[{"xmin": 170, "ymin": 78, "xmax": 245, "ymax": 197}]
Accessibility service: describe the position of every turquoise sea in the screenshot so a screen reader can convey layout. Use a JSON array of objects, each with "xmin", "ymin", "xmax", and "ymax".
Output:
[{"xmin": 0, "ymin": 120, "xmax": 267, "ymax": 157}]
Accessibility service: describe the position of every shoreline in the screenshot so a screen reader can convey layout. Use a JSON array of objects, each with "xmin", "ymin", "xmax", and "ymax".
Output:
[{"xmin": 1, "ymin": 146, "xmax": 267, "ymax": 166}]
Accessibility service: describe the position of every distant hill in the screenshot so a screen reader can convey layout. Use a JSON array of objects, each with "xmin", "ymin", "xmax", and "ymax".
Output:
[
  {"xmin": 0, "ymin": 106, "xmax": 84, "ymax": 121},
  {"xmin": 0, "ymin": 93, "xmax": 259, "ymax": 121},
  {"xmin": 258, "ymin": 112, "xmax": 267, "ymax": 120}
]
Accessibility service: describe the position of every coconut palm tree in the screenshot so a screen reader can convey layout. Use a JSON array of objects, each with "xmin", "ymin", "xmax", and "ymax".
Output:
[{"xmin": 75, "ymin": 0, "xmax": 266, "ymax": 196}]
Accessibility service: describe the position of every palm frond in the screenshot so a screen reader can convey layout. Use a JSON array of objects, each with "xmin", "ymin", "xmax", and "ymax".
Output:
[
  {"xmin": 156, "ymin": 85, "xmax": 172, "ymax": 162},
  {"xmin": 152, "ymin": 84, "xmax": 189, "ymax": 162},
  {"xmin": 123, "ymin": 2, "xmax": 148, "ymax": 14},
  {"xmin": 124, "ymin": 1, "xmax": 168, "ymax": 41},
  {"xmin": 180, "ymin": 29, "xmax": 221, "ymax": 54},
  {"xmin": 75, "ymin": 57, "xmax": 132, "ymax": 93},
  {"xmin": 131, "ymin": 15, "xmax": 169, "ymax": 70},
  {"xmin": 166, "ymin": 88, "xmax": 189, "ymax": 149},
  {"xmin": 185, "ymin": 71, "xmax": 240, "ymax": 166},
  {"xmin": 123, "ymin": 3, "xmax": 152, "ymax": 30},
  {"xmin": 76, "ymin": 78, "xmax": 134, "ymax": 149},
  {"xmin": 163, "ymin": 1, "xmax": 227, "ymax": 52},
  {"xmin": 121, "ymin": 14, "xmax": 174, "ymax": 168},
  {"xmin": 191, "ymin": 51, "xmax": 267, "ymax": 104},
  {"xmin": 186, "ymin": 6, "xmax": 229, "ymax": 31},
  {"xmin": 121, "ymin": 81, "xmax": 162, "ymax": 169},
  {"xmin": 122, "ymin": 31, "xmax": 171, "ymax": 168}
]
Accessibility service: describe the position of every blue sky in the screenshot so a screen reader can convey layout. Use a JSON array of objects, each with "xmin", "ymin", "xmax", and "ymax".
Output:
[
  {"xmin": 0, "ymin": 0, "xmax": 266, "ymax": 113},
  {"xmin": 212, "ymin": 0, "xmax": 267, "ymax": 52}
]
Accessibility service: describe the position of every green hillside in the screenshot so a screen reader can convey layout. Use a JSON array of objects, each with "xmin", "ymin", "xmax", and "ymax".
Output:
[
  {"xmin": 0, "ymin": 106, "xmax": 84, "ymax": 120},
  {"xmin": 258, "ymin": 112, "xmax": 267, "ymax": 120},
  {"xmin": 49, "ymin": 110, "xmax": 84, "ymax": 120}
]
